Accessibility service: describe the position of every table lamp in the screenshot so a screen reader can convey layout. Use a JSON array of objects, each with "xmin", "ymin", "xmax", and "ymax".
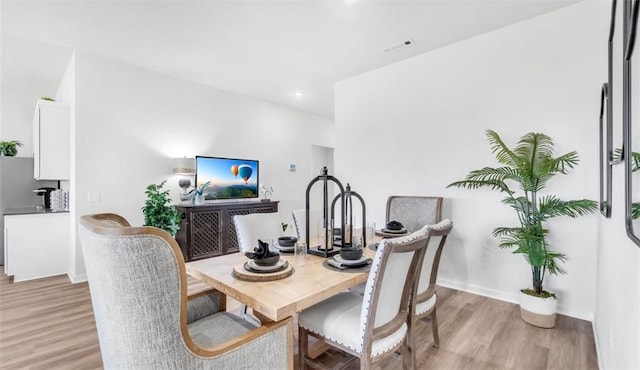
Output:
[{"xmin": 173, "ymin": 157, "xmax": 195, "ymax": 201}]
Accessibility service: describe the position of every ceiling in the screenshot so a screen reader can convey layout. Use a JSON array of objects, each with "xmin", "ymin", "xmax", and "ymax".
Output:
[{"xmin": 1, "ymin": 0, "xmax": 578, "ymax": 119}]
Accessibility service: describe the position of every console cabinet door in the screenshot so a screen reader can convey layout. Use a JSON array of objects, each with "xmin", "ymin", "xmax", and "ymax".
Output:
[
  {"xmin": 189, "ymin": 209, "xmax": 224, "ymax": 260},
  {"xmin": 224, "ymin": 207, "xmax": 253, "ymax": 254}
]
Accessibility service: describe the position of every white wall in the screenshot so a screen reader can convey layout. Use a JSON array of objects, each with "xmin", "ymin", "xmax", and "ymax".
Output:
[
  {"xmin": 0, "ymin": 34, "xmax": 73, "ymax": 154},
  {"xmin": 71, "ymin": 51, "xmax": 334, "ymax": 277},
  {"xmin": 337, "ymin": 2, "xmax": 639, "ymax": 368},
  {"xmin": 1, "ymin": 87, "xmax": 37, "ymax": 156},
  {"xmin": 594, "ymin": 1, "xmax": 640, "ymax": 368}
]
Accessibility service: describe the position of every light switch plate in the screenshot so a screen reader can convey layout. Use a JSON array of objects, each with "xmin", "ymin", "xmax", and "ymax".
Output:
[{"xmin": 87, "ymin": 192, "xmax": 101, "ymax": 202}]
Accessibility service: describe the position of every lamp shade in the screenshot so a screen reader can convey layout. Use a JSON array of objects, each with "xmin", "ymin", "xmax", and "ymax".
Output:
[{"xmin": 172, "ymin": 157, "xmax": 195, "ymax": 175}]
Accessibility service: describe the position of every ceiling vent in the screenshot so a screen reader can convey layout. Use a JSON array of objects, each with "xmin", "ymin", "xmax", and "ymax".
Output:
[{"xmin": 383, "ymin": 39, "xmax": 415, "ymax": 53}]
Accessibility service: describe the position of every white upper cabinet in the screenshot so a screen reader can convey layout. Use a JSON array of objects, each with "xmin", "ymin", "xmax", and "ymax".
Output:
[{"xmin": 33, "ymin": 99, "xmax": 70, "ymax": 180}]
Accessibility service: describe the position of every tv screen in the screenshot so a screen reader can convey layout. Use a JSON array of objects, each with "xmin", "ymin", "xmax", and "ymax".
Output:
[{"xmin": 195, "ymin": 156, "xmax": 259, "ymax": 200}]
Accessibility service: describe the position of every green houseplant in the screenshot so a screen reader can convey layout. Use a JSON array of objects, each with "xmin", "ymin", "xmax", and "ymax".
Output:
[
  {"xmin": 448, "ymin": 130, "xmax": 597, "ymax": 327},
  {"xmin": 142, "ymin": 180, "xmax": 182, "ymax": 236},
  {"xmin": 0, "ymin": 140, "xmax": 23, "ymax": 156}
]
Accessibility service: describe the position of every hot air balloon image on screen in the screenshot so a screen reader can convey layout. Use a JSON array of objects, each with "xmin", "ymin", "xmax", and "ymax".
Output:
[
  {"xmin": 238, "ymin": 164, "xmax": 253, "ymax": 184},
  {"xmin": 195, "ymin": 156, "xmax": 259, "ymax": 200}
]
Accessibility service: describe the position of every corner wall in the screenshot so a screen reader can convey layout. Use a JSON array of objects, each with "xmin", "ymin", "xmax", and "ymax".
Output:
[{"xmin": 335, "ymin": 2, "xmax": 640, "ymax": 367}]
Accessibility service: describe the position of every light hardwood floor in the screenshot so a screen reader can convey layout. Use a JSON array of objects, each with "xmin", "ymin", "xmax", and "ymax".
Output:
[{"xmin": 0, "ymin": 268, "xmax": 598, "ymax": 369}]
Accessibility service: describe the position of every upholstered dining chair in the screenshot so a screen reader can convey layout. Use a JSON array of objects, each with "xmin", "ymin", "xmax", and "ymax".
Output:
[
  {"xmin": 407, "ymin": 219, "xmax": 453, "ymax": 365},
  {"xmin": 79, "ymin": 213, "xmax": 293, "ymax": 370},
  {"xmin": 234, "ymin": 212, "xmax": 283, "ymax": 252},
  {"xmin": 233, "ymin": 212, "xmax": 284, "ymax": 326},
  {"xmin": 297, "ymin": 226, "xmax": 431, "ymax": 369},
  {"xmin": 386, "ymin": 195, "xmax": 443, "ymax": 232},
  {"xmin": 291, "ymin": 209, "xmax": 321, "ymax": 241},
  {"xmin": 349, "ymin": 196, "xmax": 443, "ymax": 297}
]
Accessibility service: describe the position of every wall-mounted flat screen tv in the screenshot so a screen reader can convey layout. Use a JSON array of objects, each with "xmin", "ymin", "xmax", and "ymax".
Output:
[{"xmin": 195, "ymin": 156, "xmax": 259, "ymax": 200}]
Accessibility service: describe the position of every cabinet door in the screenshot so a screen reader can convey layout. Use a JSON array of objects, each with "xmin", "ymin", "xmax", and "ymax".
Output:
[
  {"xmin": 34, "ymin": 101, "xmax": 70, "ymax": 180},
  {"xmin": 224, "ymin": 208, "xmax": 253, "ymax": 254},
  {"xmin": 4, "ymin": 213, "xmax": 70, "ymax": 282},
  {"xmin": 190, "ymin": 210, "xmax": 223, "ymax": 260}
]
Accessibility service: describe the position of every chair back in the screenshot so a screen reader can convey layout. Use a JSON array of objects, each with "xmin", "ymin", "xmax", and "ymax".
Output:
[
  {"xmin": 386, "ymin": 196, "xmax": 442, "ymax": 232},
  {"xmin": 416, "ymin": 219, "xmax": 453, "ymax": 308},
  {"xmin": 359, "ymin": 226, "xmax": 430, "ymax": 357},
  {"xmin": 79, "ymin": 213, "xmax": 191, "ymax": 368},
  {"xmin": 233, "ymin": 212, "xmax": 283, "ymax": 252},
  {"xmin": 291, "ymin": 209, "xmax": 321, "ymax": 240}
]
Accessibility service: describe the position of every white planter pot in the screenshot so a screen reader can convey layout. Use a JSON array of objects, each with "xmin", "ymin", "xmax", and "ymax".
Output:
[
  {"xmin": 192, "ymin": 194, "xmax": 205, "ymax": 206},
  {"xmin": 519, "ymin": 290, "xmax": 557, "ymax": 328}
]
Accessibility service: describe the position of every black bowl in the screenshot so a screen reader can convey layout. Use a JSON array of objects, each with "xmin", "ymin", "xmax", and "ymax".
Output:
[
  {"xmin": 340, "ymin": 248, "xmax": 363, "ymax": 260},
  {"xmin": 386, "ymin": 220, "xmax": 404, "ymax": 231},
  {"xmin": 278, "ymin": 236, "xmax": 298, "ymax": 247},
  {"xmin": 253, "ymin": 254, "xmax": 281, "ymax": 266}
]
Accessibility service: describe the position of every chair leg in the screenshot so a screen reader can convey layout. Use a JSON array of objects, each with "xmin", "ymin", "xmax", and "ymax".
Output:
[
  {"xmin": 401, "ymin": 337, "xmax": 413, "ymax": 370},
  {"xmin": 241, "ymin": 304, "xmax": 262, "ymax": 327},
  {"xmin": 360, "ymin": 354, "xmax": 372, "ymax": 370},
  {"xmin": 431, "ymin": 309, "xmax": 440, "ymax": 348},
  {"xmin": 407, "ymin": 313, "xmax": 416, "ymax": 370},
  {"xmin": 299, "ymin": 326, "xmax": 308, "ymax": 370}
]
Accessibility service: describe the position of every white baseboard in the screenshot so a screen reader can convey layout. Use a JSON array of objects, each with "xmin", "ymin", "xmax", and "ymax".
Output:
[
  {"xmin": 437, "ymin": 278, "xmax": 594, "ymax": 321},
  {"xmin": 437, "ymin": 277, "xmax": 519, "ymax": 304},
  {"xmin": 67, "ymin": 272, "xmax": 87, "ymax": 283}
]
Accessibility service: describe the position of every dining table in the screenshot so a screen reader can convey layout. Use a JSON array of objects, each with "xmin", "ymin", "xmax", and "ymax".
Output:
[{"xmin": 185, "ymin": 241, "xmax": 378, "ymax": 323}]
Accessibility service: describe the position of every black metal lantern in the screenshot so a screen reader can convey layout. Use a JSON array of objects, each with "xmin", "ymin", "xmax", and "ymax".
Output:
[
  {"xmin": 331, "ymin": 183, "xmax": 367, "ymax": 248},
  {"xmin": 305, "ymin": 167, "xmax": 345, "ymax": 257}
]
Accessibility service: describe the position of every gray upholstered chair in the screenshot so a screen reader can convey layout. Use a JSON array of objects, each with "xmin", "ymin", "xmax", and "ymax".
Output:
[
  {"xmin": 407, "ymin": 219, "xmax": 453, "ymax": 367},
  {"xmin": 297, "ymin": 226, "xmax": 431, "ymax": 369},
  {"xmin": 79, "ymin": 213, "xmax": 293, "ymax": 370},
  {"xmin": 386, "ymin": 195, "xmax": 442, "ymax": 232}
]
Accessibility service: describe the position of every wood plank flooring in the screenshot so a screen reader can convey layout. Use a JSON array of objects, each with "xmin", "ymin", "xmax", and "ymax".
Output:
[{"xmin": 0, "ymin": 268, "xmax": 598, "ymax": 369}]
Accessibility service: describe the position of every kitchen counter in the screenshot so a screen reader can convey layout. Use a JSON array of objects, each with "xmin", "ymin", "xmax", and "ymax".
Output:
[{"xmin": 4, "ymin": 206, "xmax": 69, "ymax": 215}]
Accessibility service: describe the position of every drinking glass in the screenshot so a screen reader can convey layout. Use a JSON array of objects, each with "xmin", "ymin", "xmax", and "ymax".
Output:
[
  {"xmin": 295, "ymin": 241, "xmax": 307, "ymax": 266},
  {"xmin": 352, "ymin": 234, "xmax": 363, "ymax": 249},
  {"xmin": 317, "ymin": 219, "xmax": 332, "ymax": 250},
  {"xmin": 365, "ymin": 222, "xmax": 376, "ymax": 246}
]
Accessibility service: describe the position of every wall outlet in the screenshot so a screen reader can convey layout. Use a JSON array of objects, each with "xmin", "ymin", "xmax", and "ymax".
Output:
[
  {"xmin": 289, "ymin": 163, "xmax": 296, "ymax": 171},
  {"xmin": 87, "ymin": 192, "xmax": 101, "ymax": 202}
]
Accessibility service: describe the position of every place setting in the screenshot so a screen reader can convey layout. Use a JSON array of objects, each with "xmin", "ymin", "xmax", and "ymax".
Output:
[
  {"xmin": 274, "ymin": 236, "xmax": 297, "ymax": 253},
  {"xmin": 372, "ymin": 221, "xmax": 409, "ymax": 247},
  {"xmin": 232, "ymin": 239, "xmax": 294, "ymax": 281},
  {"xmin": 323, "ymin": 243, "xmax": 372, "ymax": 272}
]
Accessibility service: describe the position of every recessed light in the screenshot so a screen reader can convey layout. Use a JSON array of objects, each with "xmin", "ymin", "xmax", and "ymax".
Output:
[{"xmin": 295, "ymin": 91, "xmax": 304, "ymax": 98}]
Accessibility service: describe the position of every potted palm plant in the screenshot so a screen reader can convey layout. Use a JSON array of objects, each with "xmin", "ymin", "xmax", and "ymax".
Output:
[
  {"xmin": 142, "ymin": 180, "xmax": 182, "ymax": 236},
  {"xmin": 448, "ymin": 130, "xmax": 597, "ymax": 328}
]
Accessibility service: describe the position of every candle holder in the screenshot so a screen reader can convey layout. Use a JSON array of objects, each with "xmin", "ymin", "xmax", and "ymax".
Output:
[
  {"xmin": 331, "ymin": 183, "xmax": 367, "ymax": 248},
  {"xmin": 305, "ymin": 167, "xmax": 345, "ymax": 257}
]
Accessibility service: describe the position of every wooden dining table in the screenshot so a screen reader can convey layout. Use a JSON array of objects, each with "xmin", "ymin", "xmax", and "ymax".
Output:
[{"xmin": 185, "ymin": 243, "xmax": 377, "ymax": 323}]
